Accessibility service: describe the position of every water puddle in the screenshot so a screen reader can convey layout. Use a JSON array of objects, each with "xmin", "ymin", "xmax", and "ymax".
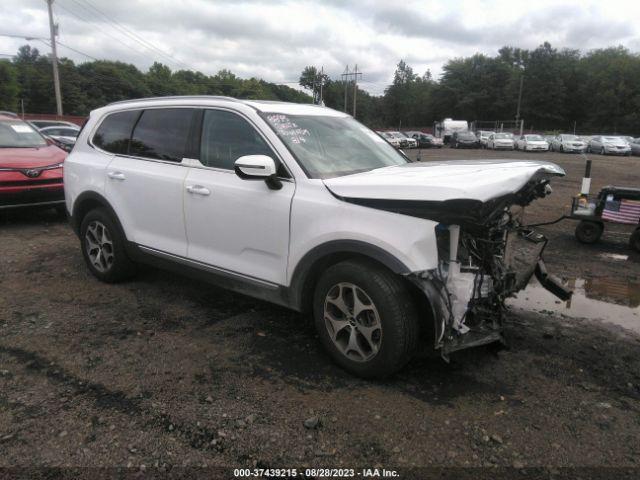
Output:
[{"xmin": 508, "ymin": 277, "xmax": 640, "ymax": 335}]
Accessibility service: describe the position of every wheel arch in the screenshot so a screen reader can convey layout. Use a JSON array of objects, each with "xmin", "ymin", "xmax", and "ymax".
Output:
[
  {"xmin": 288, "ymin": 240, "xmax": 412, "ymax": 313},
  {"xmin": 70, "ymin": 190, "xmax": 126, "ymax": 240}
]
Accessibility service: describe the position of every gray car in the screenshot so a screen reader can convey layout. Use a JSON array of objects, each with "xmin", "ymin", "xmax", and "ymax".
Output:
[
  {"xmin": 588, "ymin": 136, "xmax": 631, "ymax": 156},
  {"xmin": 630, "ymin": 138, "xmax": 640, "ymax": 156},
  {"xmin": 551, "ymin": 134, "xmax": 587, "ymax": 153}
]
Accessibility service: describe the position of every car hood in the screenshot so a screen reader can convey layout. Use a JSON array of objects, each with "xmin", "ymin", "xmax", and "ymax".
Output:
[
  {"xmin": 0, "ymin": 145, "xmax": 66, "ymax": 168},
  {"xmin": 323, "ymin": 160, "xmax": 565, "ymax": 204},
  {"xmin": 604, "ymin": 140, "xmax": 628, "ymax": 147}
]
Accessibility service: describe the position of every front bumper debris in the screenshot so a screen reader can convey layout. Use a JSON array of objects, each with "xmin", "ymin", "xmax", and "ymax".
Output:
[{"xmin": 408, "ymin": 225, "xmax": 572, "ymax": 358}]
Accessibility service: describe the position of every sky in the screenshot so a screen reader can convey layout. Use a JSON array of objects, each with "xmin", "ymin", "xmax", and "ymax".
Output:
[{"xmin": 1, "ymin": 0, "xmax": 639, "ymax": 95}]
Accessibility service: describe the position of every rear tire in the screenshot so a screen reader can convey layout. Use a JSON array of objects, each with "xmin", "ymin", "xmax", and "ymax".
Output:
[
  {"xmin": 312, "ymin": 260, "xmax": 419, "ymax": 378},
  {"xmin": 630, "ymin": 228, "xmax": 640, "ymax": 253},
  {"xmin": 575, "ymin": 220, "xmax": 604, "ymax": 244},
  {"xmin": 80, "ymin": 207, "xmax": 136, "ymax": 283}
]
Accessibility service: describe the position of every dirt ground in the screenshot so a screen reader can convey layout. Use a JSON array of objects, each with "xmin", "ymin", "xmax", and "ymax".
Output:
[{"xmin": 1, "ymin": 148, "xmax": 639, "ymax": 478}]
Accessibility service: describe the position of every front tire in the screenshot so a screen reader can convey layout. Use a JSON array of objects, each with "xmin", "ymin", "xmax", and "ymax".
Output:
[
  {"xmin": 575, "ymin": 220, "xmax": 604, "ymax": 244},
  {"xmin": 80, "ymin": 208, "xmax": 136, "ymax": 283},
  {"xmin": 312, "ymin": 260, "xmax": 419, "ymax": 378}
]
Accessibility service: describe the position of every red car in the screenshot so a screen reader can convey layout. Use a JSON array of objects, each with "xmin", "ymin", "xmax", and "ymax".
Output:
[{"xmin": 0, "ymin": 112, "xmax": 67, "ymax": 211}]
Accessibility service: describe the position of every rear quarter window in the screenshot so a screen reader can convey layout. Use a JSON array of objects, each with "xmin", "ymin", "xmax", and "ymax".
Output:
[
  {"xmin": 130, "ymin": 108, "xmax": 195, "ymax": 162},
  {"xmin": 92, "ymin": 110, "xmax": 141, "ymax": 154}
]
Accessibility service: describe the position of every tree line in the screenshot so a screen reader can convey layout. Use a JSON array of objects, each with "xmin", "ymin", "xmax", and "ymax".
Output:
[
  {"xmin": 304, "ymin": 42, "xmax": 640, "ymax": 134},
  {"xmin": 1, "ymin": 42, "xmax": 639, "ymax": 134},
  {"xmin": 0, "ymin": 45, "xmax": 311, "ymax": 116}
]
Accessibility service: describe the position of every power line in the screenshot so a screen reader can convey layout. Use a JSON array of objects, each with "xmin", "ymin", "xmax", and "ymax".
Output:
[
  {"xmin": 56, "ymin": 39, "xmax": 98, "ymax": 61},
  {"xmin": 72, "ymin": 0, "xmax": 193, "ymax": 71},
  {"xmin": 0, "ymin": 32, "xmax": 47, "ymax": 40},
  {"xmin": 54, "ymin": 0, "xmax": 155, "ymax": 64}
]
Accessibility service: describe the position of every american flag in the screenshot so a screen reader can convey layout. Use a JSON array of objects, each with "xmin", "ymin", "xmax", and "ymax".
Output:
[{"xmin": 602, "ymin": 199, "xmax": 640, "ymax": 225}]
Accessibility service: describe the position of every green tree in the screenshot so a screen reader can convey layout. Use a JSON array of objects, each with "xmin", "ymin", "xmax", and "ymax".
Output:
[{"xmin": 0, "ymin": 60, "xmax": 19, "ymax": 111}]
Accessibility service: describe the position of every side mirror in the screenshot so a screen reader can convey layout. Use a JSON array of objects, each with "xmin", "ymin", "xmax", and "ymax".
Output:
[{"xmin": 234, "ymin": 155, "xmax": 282, "ymax": 190}]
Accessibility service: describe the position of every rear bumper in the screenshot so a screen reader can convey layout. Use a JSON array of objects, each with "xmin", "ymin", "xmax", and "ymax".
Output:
[{"xmin": 0, "ymin": 184, "xmax": 65, "ymax": 209}]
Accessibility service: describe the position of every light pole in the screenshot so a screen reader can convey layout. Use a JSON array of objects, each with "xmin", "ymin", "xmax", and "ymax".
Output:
[{"xmin": 515, "ymin": 71, "xmax": 523, "ymax": 133}]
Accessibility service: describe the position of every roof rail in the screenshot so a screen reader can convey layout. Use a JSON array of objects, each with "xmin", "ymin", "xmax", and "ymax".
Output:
[
  {"xmin": 0, "ymin": 111, "xmax": 18, "ymax": 117},
  {"xmin": 107, "ymin": 95, "xmax": 240, "ymax": 106}
]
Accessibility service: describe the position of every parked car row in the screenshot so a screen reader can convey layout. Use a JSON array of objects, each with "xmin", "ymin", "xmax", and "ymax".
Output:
[
  {"xmin": 25, "ymin": 119, "xmax": 80, "ymax": 152},
  {"xmin": 376, "ymin": 131, "xmax": 416, "ymax": 149},
  {"xmin": 376, "ymin": 131, "xmax": 446, "ymax": 149},
  {"xmin": 460, "ymin": 130, "xmax": 639, "ymax": 156}
]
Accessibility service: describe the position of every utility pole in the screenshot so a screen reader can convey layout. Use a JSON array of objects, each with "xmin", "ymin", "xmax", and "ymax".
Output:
[
  {"xmin": 352, "ymin": 64, "xmax": 362, "ymax": 119},
  {"xmin": 514, "ymin": 72, "xmax": 524, "ymax": 130},
  {"xmin": 341, "ymin": 65, "xmax": 350, "ymax": 112},
  {"xmin": 319, "ymin": 66, "xmax": 324, "ymax": 105},
  {"xmin": 46, "ymin": 0, "xmax": 63, "ymax": 115}
]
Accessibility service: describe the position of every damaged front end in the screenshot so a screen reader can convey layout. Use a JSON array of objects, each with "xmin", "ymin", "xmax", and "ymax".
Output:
[
  {"xmin": 406, "ymin": 177, "xmax": 572, "ymax": 358},
  {"xmin": 324, "ymin": 159, "xmax": 571, "ymax": 358}
]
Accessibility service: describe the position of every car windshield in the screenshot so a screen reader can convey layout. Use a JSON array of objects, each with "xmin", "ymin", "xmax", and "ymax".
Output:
[
  {"xmin": 458, "ymin": 132, "xmax": 476, "ymax": 140},
  {"xmin": 0, "ymin": 120, "xmax": 47, "ymax": 148},
  {"xmin": 526, "ymin": 135, "xmax": 544, "ymax": 141},
  {"xmin": 604, "ymin": 136, "xmax": 620, "ymax": 141},
  {"xmin": 263, "ymin": 114, "xmax": 408, "ymax": 179},
  {"xmin": 562, "ymin": 135, "xmax": 579, "ymax": 140},
  {"xmin": 495, "ymin": 133, "xmax": 511, "ymax": 139}
]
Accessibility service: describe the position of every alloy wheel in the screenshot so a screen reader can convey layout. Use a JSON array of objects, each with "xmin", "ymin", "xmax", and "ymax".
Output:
[
  {"xmin": 323, "ymin": 282, "xmax": 382, "ymax": 362},
  {"xmin": 85, "ymin": 220, "xmax": 114, "ymax": 273}
]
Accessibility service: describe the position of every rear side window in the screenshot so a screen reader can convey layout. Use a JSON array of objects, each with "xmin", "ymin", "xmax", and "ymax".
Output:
[
  {"xmin": 199, "ymin": 109, "xmax": 274, "ymax": 170},
  {"xmin": 130, "ymin": 108, "xmax": 195, "ymax": 162},
  {"xmin": 93, "ymin": 110, "xmax": 140, "ymax": 154}
]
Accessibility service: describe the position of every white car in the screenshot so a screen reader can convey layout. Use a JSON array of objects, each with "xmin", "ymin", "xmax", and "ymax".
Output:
[
  {"xmin": 550, "ymin": 134, "xmax": 587, "ymax": 153},
  {"xmin": 487, "ymin": 133, "xmax": 515, "ymax": 150},
  {"xmin": 29, "ymin": 119, "xmax": 78, "ymax": 130},
  {"xmin": 39, "ymin": 125, "xmax": 80, "ymax": 144},
  {"xmin": 64, "ymin": 96, "xmax": 568, "ymax": 378},
  {"xmin": 588, "ymin": 136, "xmax": 632, "ymax": 156},
  {"xmin": 377, "ymin": 131, "xmax": 401, "ymax": 148},
  {"xmin": 516, "ymin": 134, "xmax": 549, "ymax": 152},
  {"xmin": 396, "ymin": 132, "xmax": 417, "ymax": 148},
  {"xmin": 386, "ymin": 131, "xmax": 413, "ymax": 149},
  {"xmin": 477, "ymin": 131, "xmax": 495, "ymax": 148}
]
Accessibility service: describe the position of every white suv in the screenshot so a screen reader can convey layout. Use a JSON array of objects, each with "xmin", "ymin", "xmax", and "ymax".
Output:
[{"xmin": 65, "ymin": 96, "xmax": 570, "ymax": 378}]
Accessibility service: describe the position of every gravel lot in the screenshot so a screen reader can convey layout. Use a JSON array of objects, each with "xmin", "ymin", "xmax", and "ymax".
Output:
[{"xmin": 1, "ymin": 148, "xmax": 639, "ymax": 477}]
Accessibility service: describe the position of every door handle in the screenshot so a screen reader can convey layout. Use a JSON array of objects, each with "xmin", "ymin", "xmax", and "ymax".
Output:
[
  {"xmin": 186, "ymin": 185, "xmax": 211, "ymax": 196},
  {"xmin": 107, "ymin": 171, "xmax": 126, "ymax": 180}
]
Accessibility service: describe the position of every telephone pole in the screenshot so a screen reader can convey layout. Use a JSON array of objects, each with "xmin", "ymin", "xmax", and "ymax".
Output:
[
  {"xmin": 319, "ymin": 66, "xmax": 324, "ymax": 105},
  {"xmin": 514, "ymin": 73, "xmax": 523, "ymax": 127},
  {"xmin": 352, "ymin": 64, "xmax": 362, "ymax": 119},
  {"xmin": 46, "ymin": 0, "xmax": 63, "ymax": 115},
  {"xmin": 341, "ymin": 65, "xmax": 363, "ymax": 117},
  {"xmin": 341, "ymin": 65, "xmax": 350, "ymax": 112}
]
